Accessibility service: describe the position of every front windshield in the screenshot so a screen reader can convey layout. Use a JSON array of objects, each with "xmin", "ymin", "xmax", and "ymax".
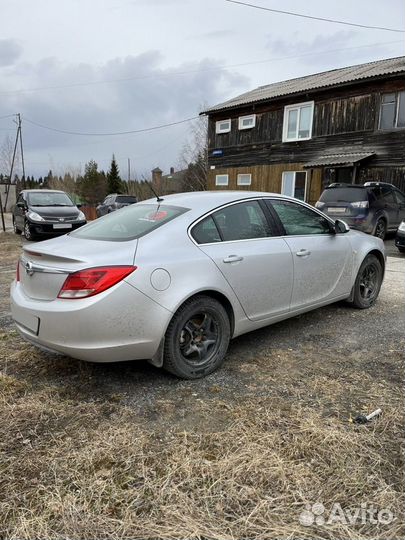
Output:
[
  {"xmin": 27, "ymin": 192, "xmax": 74, "ymax": 207},
  {"xmin": 70, "ymin": 203, "xmax": 189, "ymax": 241}
]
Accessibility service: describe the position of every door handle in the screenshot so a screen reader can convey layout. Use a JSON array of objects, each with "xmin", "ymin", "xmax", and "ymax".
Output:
[
  {"xmin": 296, "ymin": 249, "xmax": 311, "ymax": 257},
  {"xmin": 223, "ymin": 255, "xmax": 244, "ymax": 263}
]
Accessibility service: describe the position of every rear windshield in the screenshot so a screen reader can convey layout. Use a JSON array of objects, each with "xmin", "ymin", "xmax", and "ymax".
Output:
[
  {"xmin": 70, "ymin": 203, "xmax": 188, "ymax": 241},
  {"xmin": 116, "ymin": 195, "xmax": 137, "ymax": 203},
  {"xmin": 27, "ymin": 192, "xmax": 74, "ymax": 207},
  {"xmin": 319, "ymin": 187, "xmax": 368, "ymax": 203}
]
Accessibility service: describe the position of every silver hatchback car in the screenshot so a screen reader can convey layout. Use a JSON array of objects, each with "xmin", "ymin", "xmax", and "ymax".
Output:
[{"xmin": 11, "ymin": 191, "xmax": 385, "ymax": 379}]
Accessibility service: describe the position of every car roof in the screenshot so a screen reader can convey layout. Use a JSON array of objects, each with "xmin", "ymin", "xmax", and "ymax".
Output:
[{"xmin": 141, "ymin": 190, "xmax": 289, "ymax": 213}]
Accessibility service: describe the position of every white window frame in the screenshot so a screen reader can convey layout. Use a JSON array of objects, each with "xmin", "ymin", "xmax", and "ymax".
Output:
[
  {"xmin": 281, "ymin": 171, "xmax": 308, "ymax": 201},
  {"xmin": 215, "ymin": 174, "xmax": 229, "ymax": 186},
  {"xmin": 282, "ymin": 101, "xmax": 314, "ymax": 142},
  {"xmin": 237, "ymin": 173, "xmax": 252, "ymax": 186},
  {"xmin": 238, "ymin": 114, "xmax": 256, "ymax": 130},
  {"xmin": 215, "ymin": 119, "xmax": 231, "ymax": 134}
]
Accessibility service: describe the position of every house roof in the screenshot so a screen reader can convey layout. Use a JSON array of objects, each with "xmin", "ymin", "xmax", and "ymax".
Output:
[
  {"xmin": 304, "ymin": 152, "xmax": 375, "ymax": 168},
  {"xmin": 202, "ymin": 56, "xmax": 405, "ymax": 114}
]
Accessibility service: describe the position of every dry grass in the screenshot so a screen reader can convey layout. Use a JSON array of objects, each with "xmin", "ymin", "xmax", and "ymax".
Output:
[
  {"xmin": 0, "ymin": 233, "xmax": 404, "ymax": 539},
  {"xmin": 0, "ymin": 350, "xmax": 404, "ymax": 540}
]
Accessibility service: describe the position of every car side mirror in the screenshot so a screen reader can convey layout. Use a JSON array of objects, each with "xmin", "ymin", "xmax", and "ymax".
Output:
[
  {"xmin": 334, "ymin": 219, "xmax": 350, "ymax": 233},
  {"xmin": 17, "ymin": 201, "xmax": 26, "ymax": 208},
  {"xmin": 76, "ymin": 203, "xmax": 82, "ymax": 208}
]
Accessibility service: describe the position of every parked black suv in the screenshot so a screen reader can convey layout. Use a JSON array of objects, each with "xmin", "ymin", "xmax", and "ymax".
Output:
[
  {"xmin": 96, "ymin": 194, "xmax": 138, "ymax": 217},
  {"xmin": 13, "ymin": 189, "xmax": 86, "ymax": 241},
  {"xmin": 315, "ymin": 182, "xmax": 405, "ymax": 239}
]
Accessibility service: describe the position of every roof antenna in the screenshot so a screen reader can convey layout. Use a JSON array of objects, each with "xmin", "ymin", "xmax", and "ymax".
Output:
[{"xmin": 145, "ymin": 181, "xmax": 164, "ymax": 202}]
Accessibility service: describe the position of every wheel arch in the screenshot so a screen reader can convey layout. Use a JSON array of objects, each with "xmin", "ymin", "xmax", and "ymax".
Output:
[{"xmin": 148, "ymin": 289, "xmax": 236, "ymax": 369}]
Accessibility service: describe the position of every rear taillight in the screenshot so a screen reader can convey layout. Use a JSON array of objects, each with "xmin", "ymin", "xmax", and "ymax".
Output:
[
  {"xmin": 351, "ymin": 201, "xmax": 369, "ymax": 209},
  {"xmin": 58, "ymin": 266, "xmax": 136, "ymax": 299},
  {"xmin": 16, "ymin": 260, "xmax": 20, "ymax": 282}
]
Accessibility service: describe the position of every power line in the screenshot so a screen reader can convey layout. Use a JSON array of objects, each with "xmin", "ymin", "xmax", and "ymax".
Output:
[
  {"xmin": 0, "ymin": 114, "xmax": 16, "ymax": 120},
  {"xmin": 224, "ymin": 0, "xmax": 405, "ymax": 33},
  {"xmin": 23, "ymin": 115, "xmax": 199, "ymax": 137},
  {"xmin": 0, "ymin": 40, "xmax": 402, "ymax": 96}
]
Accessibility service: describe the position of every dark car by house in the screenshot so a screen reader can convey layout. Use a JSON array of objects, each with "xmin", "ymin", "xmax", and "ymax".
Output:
[
  {"xmin": 315, "ymin": 182, "xmax": 405, "ymax": 239},
  {"xmin": 13, "ymin": 189, "xmax": 87, "ymax": 241},
  {"xmin": 96, "ymin": 194, "xmax": 138, "ymax": 217},
  {"xmin": 395, "ymin": 221, "xmax": 405, "ymax": 253}
]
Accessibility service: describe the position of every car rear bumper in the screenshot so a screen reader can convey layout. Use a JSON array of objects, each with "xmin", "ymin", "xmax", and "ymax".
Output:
[
  {"xmin": 10, "ymin": 280, "xmax": 172, "ymax": 362},
  {"xmin": 326, "ymin": 214, "xmax": 373, "ymax": 233}
]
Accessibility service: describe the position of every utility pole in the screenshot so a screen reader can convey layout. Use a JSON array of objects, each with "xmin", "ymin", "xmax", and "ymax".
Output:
[
  {"xmin": 0, "ymin": 190, "xmax": 5, "ymax": 232},
  {"xmin": 3, "ymin": 113, "xmax": 25, "ymax": 211},
  {"xmin": 127, "ymin": 158, "xmax": 131, "ymax": 181}
]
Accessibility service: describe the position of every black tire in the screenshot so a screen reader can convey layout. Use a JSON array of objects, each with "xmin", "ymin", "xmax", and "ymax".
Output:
[
  {"xmin": 163, "ymin": 295, "xmax": 230, "ymax": 379},
  {"xmin": 24, "ymin": 220, "xmax": 37, "ymax": 241},
  {"xmin": 374, "ymin": 218, "xmax": 386, "ymax": 240},
  {"xmin": 349, "ymin": 254, "xmax": 383, "ymax": 309},
  {"xmin": 13, "ymin": 219, "xmax": 22, "ymax": 235},
  {"xmin": 398, "ymin": 247, "xmax": 405, "ymax": 253}
]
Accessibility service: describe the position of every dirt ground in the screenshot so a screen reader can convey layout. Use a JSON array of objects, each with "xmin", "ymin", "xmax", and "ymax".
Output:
[{"xmin": 0, "ymin": 231, "xmax": 404, "ymax": 540}]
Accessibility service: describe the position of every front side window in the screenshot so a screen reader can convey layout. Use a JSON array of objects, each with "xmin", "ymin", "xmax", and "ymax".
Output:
[
  {"xmin": 216, "ymin": 174, "xmax": 229, "ymax": 186},
  {"xmin": 281, "ymin": 171, "xmax": 307, "ymax": 201},
  {"xmin": 379, "ymin": 91, "xmax": 405, "ymax": 129},
  {"xmin": 283, "ymin": 102, "xmax": 314, "ymax": 141},
  {"xmin": 270, "ymin": 200, "xmax": 331, "ymax": 235},
  {"xmin": 212, "ymin": 201, "xmax": 273, "ymax": 241},
  {"xmin": 238, "ymin": 114, "xmax": 256, "ymax": 130},
  {"xmin": 71, "ymin": 204, "xmax": 188, "ymax": 241},
  {"xmin": 216, "ymin": 119, "xmax": 231, "ymax": 134}
]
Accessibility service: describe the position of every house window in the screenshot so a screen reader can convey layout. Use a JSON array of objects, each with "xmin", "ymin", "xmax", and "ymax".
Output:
[
  {"xmin": 216, "ymin": 119, "xmax": 231, "ymax": 134},
  {"xmin": 379, "ymin": 91, "xmax": 405, "ymax": 129},
  {"xmin": 282, "ymin": 101, "xmax": 314, "ymax": 142},
  {"xmin": 237, "ymin": 173, "xmax": 252, "ymax": 186},
  {"xmin": 238, "ymin": 114, "xmax": 256, "ymax": 130},
  {"xmin": 281, "ymin": 171, "xmax": 307, "ymax": 201},
  {"xmin": 216, "ymin": 174, "xmax": 229, "ymax": 186}
]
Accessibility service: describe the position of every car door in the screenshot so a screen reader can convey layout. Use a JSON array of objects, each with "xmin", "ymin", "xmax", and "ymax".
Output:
[
  {"xmin": 393, "ymin": 189, "xmax": 405, "ymax": 224},
  {"xmin": 381, "ymin": 186, "xmax": 399, "ymax": 228},
  {"xmin": 266, "ymin": 199, "xmax": 353, "ymax": 310},
  {"xmin": 191, "ymin": 200, "xmax": 293, "ymax": 321},
  {"xmin": 15, "ymin": 193, "xmax": 26, "ymax": 229}
]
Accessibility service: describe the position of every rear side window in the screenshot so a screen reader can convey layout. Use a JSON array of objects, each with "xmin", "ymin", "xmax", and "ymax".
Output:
[
  {"xmin": 71, "ymin": 204, "xmax": 188, "ymax": 241},
  {"xmin": 212, "ymin": 201, "xmax": 273, "ymax": 241},
  {"xmin": 191, "ymin": 216, "xmax": 221, "ymax": 244},
  {"xmin": 319, "ymin": 187, "xmax": 367, "ymax": 203}
]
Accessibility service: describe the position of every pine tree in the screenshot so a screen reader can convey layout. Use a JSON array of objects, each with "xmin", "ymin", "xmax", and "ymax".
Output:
[
  {"xmin": 79, "ymin": 160, "xmax": 107, "ymax": 204},
  {"xmin": 107, "ymin": 155, "xmax": 122, "ymax": 194}
]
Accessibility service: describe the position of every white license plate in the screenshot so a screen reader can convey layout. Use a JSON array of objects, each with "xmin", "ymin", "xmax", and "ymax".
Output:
[
  {"xmin": 328, "ymin": 207, "xmax": 346, "ymax": 214},
  {"xmin": 53, "ymin": 223, "xmax": 72, "ymax": 229}
]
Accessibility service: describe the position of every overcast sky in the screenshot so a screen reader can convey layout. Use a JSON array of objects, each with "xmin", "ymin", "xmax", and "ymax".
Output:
[{"xmin": 0, "ymin": 0, "xmax": 404, "ymax": 179}]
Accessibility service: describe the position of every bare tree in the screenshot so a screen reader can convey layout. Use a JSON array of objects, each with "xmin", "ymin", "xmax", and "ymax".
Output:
[{"xmin": 178, "ymin": 115, "xmax": 208, "ymax": 191}]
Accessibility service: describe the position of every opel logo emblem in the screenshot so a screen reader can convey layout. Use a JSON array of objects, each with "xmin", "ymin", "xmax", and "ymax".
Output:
[{"xmin": 25, "ymin": 261, "xmax": 34, "ymax": 276}]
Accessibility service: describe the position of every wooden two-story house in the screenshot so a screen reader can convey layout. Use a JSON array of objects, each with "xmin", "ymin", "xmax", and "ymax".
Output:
[{"xmin": 201, "ymin": 56, "xmax": 405, "ymax": 205}]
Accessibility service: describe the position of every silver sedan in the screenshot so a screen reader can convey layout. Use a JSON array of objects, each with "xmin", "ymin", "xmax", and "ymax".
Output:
[{"xmin": 10, "ymin": 191, "xmax": 385, "ymax": 379}]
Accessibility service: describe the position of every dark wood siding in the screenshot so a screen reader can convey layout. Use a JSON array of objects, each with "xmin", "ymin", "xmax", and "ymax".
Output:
[{"xmin": 207, "ymin": 77, "xmax": 405, "ymax": 182}]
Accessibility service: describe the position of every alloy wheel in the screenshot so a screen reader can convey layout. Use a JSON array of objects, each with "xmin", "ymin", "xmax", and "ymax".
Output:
[
  {"xmin": 359, "ymin": 263, "xmax": 378, "ymax": 301},
  {"xmin": 375, "ymin": 220, "xmax": 386, "ymax": 239},
  {"xmin": 179, "ymin": 312, "xmax": 220, "ymax": 366}
]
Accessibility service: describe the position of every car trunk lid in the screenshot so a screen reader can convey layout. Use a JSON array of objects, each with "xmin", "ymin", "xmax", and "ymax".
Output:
[{"xmin": 19, "ymin": 235, "xmax": 138, "ymax": 301}]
